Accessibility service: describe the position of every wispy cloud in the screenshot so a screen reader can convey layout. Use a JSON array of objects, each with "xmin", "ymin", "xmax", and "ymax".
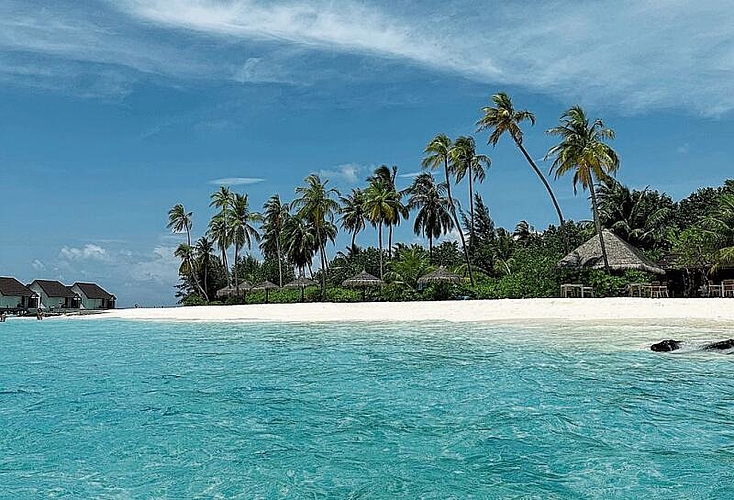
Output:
[
  {"xmin": 2, "ymin": 1, "xmax": 734, "ymax": 114},
  {"xmin": 398, "ymin": 171, "xmax": 423, "ymax": 179},
  {"xmin": 208, "ymin": 177, "xmax": 265, "ymax": 186}
]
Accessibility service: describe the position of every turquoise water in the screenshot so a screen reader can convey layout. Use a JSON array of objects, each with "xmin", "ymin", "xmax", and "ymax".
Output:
[{"xmin": 1, "ymin": 319, "xmax": 733, "ymax": 498}]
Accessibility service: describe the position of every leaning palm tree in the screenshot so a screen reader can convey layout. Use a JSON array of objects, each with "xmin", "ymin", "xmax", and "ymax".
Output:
[
  {"xmin": 422, "ymin": 134, "xmax": 474, "ymax": 284},
  {"xmin": 168, "ymin": 203, "xmax": 206, "ymax": 298},
  {"xmin": 339, "ymin": 188, "xmax": 367, "ymax": 250},
  {"xmin": 174, "ymin": 242, "xmax": 208, "ymax": 300},
  {"xmin": 292, "ymin": 174, "xmax": 340, "ymax": 293},
  {"xmin": 405, "ymin": 172, "xmax": 454, "ymax": 258},
  {"xmin": 260, "ymin": 194, "xmax": 290, "ymax": 286},
  {"xmin": 450, "ymin": 136, "xmax": 490, "ymax": 247},
  {"xmin": 476, "ymin": 92, "xmax": 565, "ymax": 229},
  {"xmin": 228, "ymin": 193, "xmax": 262, "ymax": 294},
  {"xmin": 208, "ymin": 186, "xmax": 234, "ymax": 280},
  {"xmin": 546, "ymin": 105, "xmax": 620, "ymax": 272},
  {"xmin": 194, "ymin": 236, "xmax": 217, "ymax": 300}
]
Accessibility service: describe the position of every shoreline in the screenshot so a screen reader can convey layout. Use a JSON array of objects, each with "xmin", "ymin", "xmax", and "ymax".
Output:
[{"xmin": 93, "ymin": 298, "xmax": 734, "ymax": 326}]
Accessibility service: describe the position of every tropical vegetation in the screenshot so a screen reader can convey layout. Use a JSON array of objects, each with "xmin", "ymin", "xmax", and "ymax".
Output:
[{"xmin": 165, "ymin": 94, "xmax": 734, "ymax": 305}]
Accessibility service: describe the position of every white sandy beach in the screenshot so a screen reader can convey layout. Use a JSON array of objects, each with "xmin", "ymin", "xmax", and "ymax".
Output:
[{"xmin": 97, "ymin": 298, "xmax": 734, "ymax": 325}]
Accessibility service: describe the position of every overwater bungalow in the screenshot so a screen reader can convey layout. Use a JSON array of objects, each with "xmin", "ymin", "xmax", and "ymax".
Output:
[
  {"xmin": 70, "ymin": 282, "xmax": 116, "ymax": 309},
  {"xmin": 28, "ymin": 279, "xmax": 81, "ymax": 310},
  {"xmin": 0, "ymin": 277, "xmax": 38, "ymax": 311}
]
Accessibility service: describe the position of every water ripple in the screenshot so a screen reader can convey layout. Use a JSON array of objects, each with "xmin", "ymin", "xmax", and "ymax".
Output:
[{"xmin": 1, "ymin": 319, "xmax": 733, "ymax": 498}]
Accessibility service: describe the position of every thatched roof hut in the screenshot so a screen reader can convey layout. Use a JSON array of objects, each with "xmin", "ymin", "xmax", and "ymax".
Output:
[
  {"xmin": 342, "ymin": 271, "xmax": 383, "ymax": 288},
  {"xmin": 417, "ymin": 266, "xmax": 462, "ymax": 285},
  {"xmin": 557, "ymin": 229, "xmax": 665, "ymax": 275}
]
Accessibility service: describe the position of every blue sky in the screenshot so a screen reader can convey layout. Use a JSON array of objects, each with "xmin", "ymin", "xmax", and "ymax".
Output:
[{"xmin": 1, "ymin": 0, "xmax": 733, "ymax": 306}]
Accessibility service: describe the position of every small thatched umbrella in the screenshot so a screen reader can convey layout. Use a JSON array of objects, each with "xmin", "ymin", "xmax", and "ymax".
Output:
[
  {"xmin": 557, "ymin": 229, "xmax": 665, "ymax": 274},
  {"xmin": 216, "ymin": 285, "xmax": 236, "ymax": 299},
  {"xmin": 284, "ymin": 276, "xmax": 317, "ymax": 302},
  {"xmin": 418, "ymin": 266, "xmax": 462, "ymax": 286},
  {"xmin": 217, "ymin": 283, "xmax": 251, "ymax": 300},
  {"xmin": 251, "ymin": 280, "xmax": 280, "ymax": 303},
  {"xmin": 342, "ymin": 270, "xmax": 383, "ymax": 299}
]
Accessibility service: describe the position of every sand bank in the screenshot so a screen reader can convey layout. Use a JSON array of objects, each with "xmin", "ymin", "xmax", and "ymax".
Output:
[{"xmin": 97, "ymin": 298, "xmax": 734, "ymax": 325}]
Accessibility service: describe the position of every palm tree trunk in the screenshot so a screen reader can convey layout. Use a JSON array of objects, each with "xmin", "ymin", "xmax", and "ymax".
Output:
[
  {"xmin": 429, "ymin": 235, "xmax": 433, "ymax": 261},
  {"xmin": 444, "ymin": 159, "xmax": 474, "ymax": 285},
  {"xmin": 234, "ymin": 244, "xmax": 240, "ymax": 295},
  {"xmin": 513, "ymin": 138, "xmax": 565, "ymax": 227},
  {"xmin": 185, "ymin": 226, "xmax": 207, "ymax": 299},
  {"xmin": 319, "ymin": 244, "xmax": 327, "ymax": 296},
  {"xmin": 351, "ymin": 231, "xmax": 356, "ymax": 250},
  {"xmin": 388, "ymin": 225, "xmax": 393, "ymax": 259},
  {"xmin": 378, "ymin": 223, "xmax": 384, "ymax": 279},
  {"xmin": 276, "ymin": 237, "xmax": 283, "ymax": 287},
  {"xmin": 589, "ymin": 181, "xmax": 610, "ymax": 272},
  {"xmin": 221, "ymin": 246, "xmax": 229, "ymax": 285},
  {"xmin": 468, "ymin": 166, "xmax": 475, "ymax": 252}
]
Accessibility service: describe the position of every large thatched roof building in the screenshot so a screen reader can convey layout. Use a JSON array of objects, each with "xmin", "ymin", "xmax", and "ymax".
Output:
[{"xmin": 558, "ymin": 229, "xmax": 665, "ymax": 275}]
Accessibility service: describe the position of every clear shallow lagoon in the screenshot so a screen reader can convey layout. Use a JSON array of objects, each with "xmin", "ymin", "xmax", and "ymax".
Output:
[{"xmin": 1, "ymin": 319, "xmax": 733, "ymax": 499}]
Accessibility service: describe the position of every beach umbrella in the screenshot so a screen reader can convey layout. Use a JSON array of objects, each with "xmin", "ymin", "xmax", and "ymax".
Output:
[
  {"xmin": 251, "ymin": 280, "xmax": 280, "ymax": 303},
  {"xmin": 342, "ymin": 270, "xmax": 383, "ymax": 300},
  {"xmin": 284, "ymin": 276, "xmax": 317, "ymax": 302},
  {"xmin": 217, "ymin": 283, "xmax": 252, "ymax": 299},
  {"xmin": 417, "ymin": 266, "xmax": 462, "ymax": 285}
]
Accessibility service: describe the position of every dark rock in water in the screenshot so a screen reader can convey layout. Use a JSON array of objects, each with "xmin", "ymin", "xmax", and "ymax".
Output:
[
  {"xmin": 651, "ymin": 339, "xmax": 682, "ymax": 352},
  {"xmin": 703, "ymin": 339, "xmax": 734, "ymax": 351}
]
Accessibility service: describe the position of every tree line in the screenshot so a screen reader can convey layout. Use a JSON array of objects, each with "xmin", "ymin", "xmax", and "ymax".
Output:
[{"xmin": 167, "ymin": 92, "xmax": 734, "ymax": 304}]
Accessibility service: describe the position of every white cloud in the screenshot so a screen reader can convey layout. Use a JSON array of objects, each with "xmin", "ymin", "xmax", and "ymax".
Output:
[
  {"xmin": 59, "ymin": 244, "xmax": 110, "ymax": 261},
  {"xmin": 398, "ymin": 171, "xmax": 423, "ymax": 179},
  {"xmin": 317, "ymin": 163, "xmax": 364, "ymax": 184},
  {"xmin": 677, "ymin": 143, "xmax": 690, "ymax": 155},
  {"xmin": 2, "ymin": 0, "xmax": 734, "ymax": 114},
  {"xmin": 111, "ymin": 0, "xmax": 734, "ymax": 115},
  {"xmin": 129, "ymin": 245, "xmax": 179, "ymax": 284},
  {"xmin": 208, "ymin": 177, "xmax": 265, "ymax": 186},
  {"xmin": 31, "ymin": 259, "xmax": 45, "ymax": 271}
]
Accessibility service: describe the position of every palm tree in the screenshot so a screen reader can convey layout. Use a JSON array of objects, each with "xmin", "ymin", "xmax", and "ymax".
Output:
[
  {"xmin": 339, "ymin": 188, "xmax": 367, "ymax": 250},
  {"xmin": 293, "ymin": 174, "xmax": 340, "ymax": 293},
  {"xmin": 208, "ymin": 187, "xmax": 233, "ymax": 281},
  {"xmin": 422, "ymin": 134, "xmax": 474, "ymax": 285},
  {"xmin": 476, "ymin": 92, "xmax": 565, "ymax": 228},
  {"xmin": 367, "ymin": 165, "xmax": 408, "ymax": 257},
  {"xmin": 546, "ymin": 105, "xmax": 619, "ymax": 272},
  {"xmin": 228, "ymin": 193, "xmax": 261, "ymax": 294},
  {"xmin": 450, "ymin": 136, "xmax": 490, "ymax": 247},
  {"xmin": 194, "ymin": 236, "xmax": 217, "ymax": 300},
  {"xmin": 363, "ymin": 180, "xmax": 398, "ymax": 279},
  {"xmin": 597, "ymin": 177, "xmax": 672, "ymax": 250},
  {"xmin": 703, "ymin": 193, "xmax": 734, "ymax": 270},
  {"xmin": 260, "ymin": 194, "xmax": 290, "ymax": 286},
  {"xmin": 167, "ymin": 203, "xmax": 206, "ymax": 299},
  {"xmin": 282, "ymin": 214, "xmax": 318, "ymax": 278},
  {"xmin": 405, "ymin": 173, "xmax": 454, "ymax": 258},
  {"xmin": 207, "ymin": 213, "xmax": 231, "ymax": 284}
]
